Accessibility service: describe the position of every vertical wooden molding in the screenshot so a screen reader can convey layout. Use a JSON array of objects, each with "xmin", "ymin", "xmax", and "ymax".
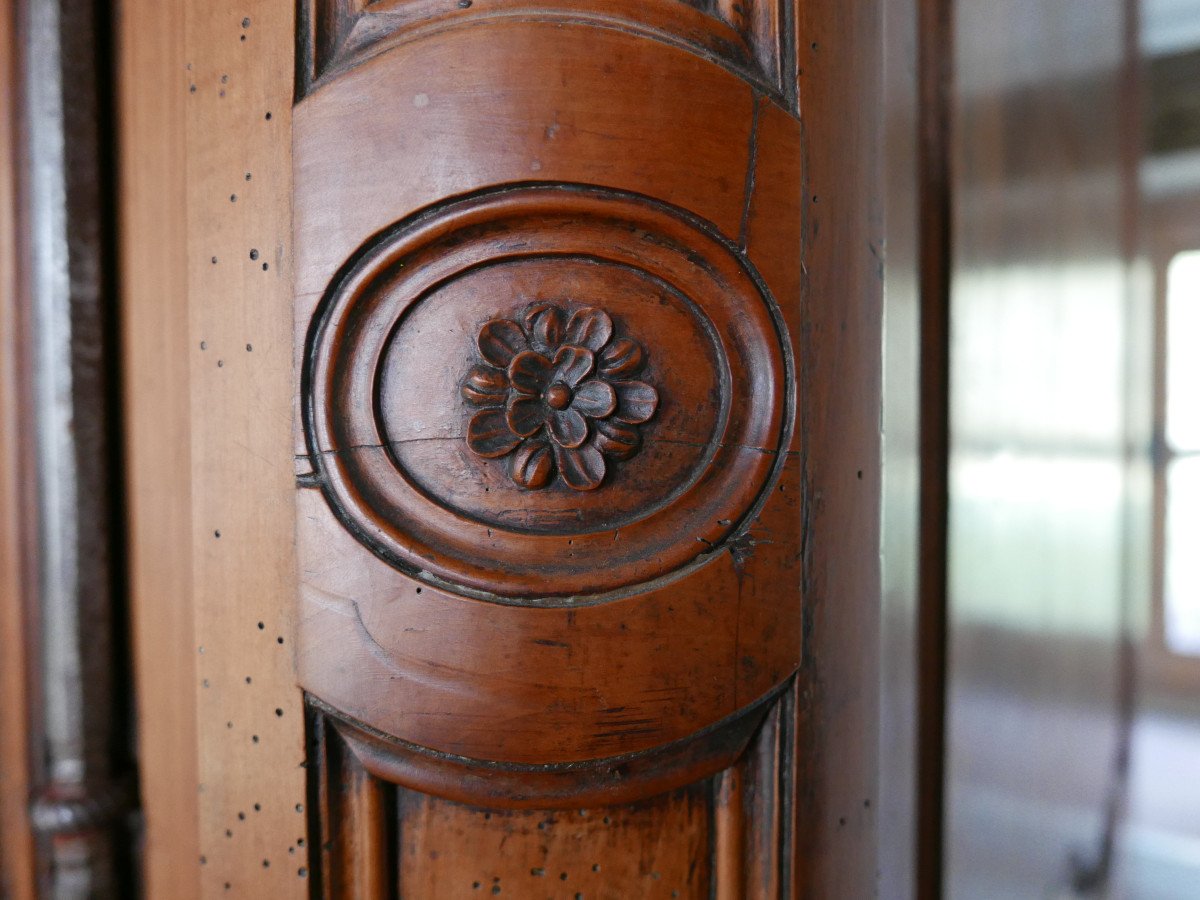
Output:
[
  {"xmin": 118, "ymin": 0, "xmax": 199, "ymax": 896},
  {"xmin": 180, "ymin": 0, "xmax": 307, "ymax": 895},
  {"xmin": 792, "ymin": 0, "xmax": 884, "ymax": 896},
  {"xmin": 713, "ymin": 689, "xmax": 791, "ymax": 898},
  {"xmin": 0, "ymin": 1, "xmax": 37, "ymax": 895},
  {"xmin": 712, "ymin": 764, "xmax": 746, "ymax": 899},
  {"xmin": 309, "ymin": 713, "xmax": 398, "ymax": 898},
  {"xmin": 122, "ymin": 0, "xmax": 307, "ymax": 895}
]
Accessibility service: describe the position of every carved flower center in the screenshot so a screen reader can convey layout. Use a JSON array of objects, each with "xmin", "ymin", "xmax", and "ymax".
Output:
[{"xmin": 544, "ymin": 382, "xmax": 573, "ymax": 411}]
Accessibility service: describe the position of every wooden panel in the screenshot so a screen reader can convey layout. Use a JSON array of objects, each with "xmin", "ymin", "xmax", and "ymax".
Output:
[
  {"xmin": 289, "ymin": 0, "xmax": 886, "ymax": 889},
  {"xmin": 182, "ymin": 1, "xmax": 308, "ymax": 895},
  {"xmin": 307, "ymin": 695, "xmax": 794, "ymax": 896},
  {"xmin": 117, "ymin": 0, "xmax": 200, "ymax": 894},
  {"xmin": 397, "ymin": 787, "xmax": 712, "ymax": 899},
  {"xmin": 0, "ymin": 0, "xmax": 37, "ymax": 894},
  {"xmin": 116, "ymin": 0, "xmax": 887, "ymax": 892},
  {"xmin": 121, "ymin": 0, "xmax": 309, "ymax": 896},
  {"xmin": 293, "ymin": 0, "xmax": 804, "ymax": 785}
]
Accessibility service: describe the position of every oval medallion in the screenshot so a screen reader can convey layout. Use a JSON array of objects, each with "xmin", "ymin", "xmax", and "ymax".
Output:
[{"xmin": 303, "ymin": 184, "xmax": 791, "ymax": 602}]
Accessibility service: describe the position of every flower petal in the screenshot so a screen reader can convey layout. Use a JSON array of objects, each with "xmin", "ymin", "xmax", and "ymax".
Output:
[
  {"xmin": 466, "ymin": 408, "xmax": 522, "ymax": 458},
  {"xmin": 548, "ymin": 407, "xmax": 588, "ymax": 448},
  {"xmin": 614, "ymin": 381, "xmax": 659, "ymax": 424},
  {"xmin": 555, "ymin": 444, "xmax": 606, "ymax": 492},
  {"xmin": 506, "ymin": 396, "xmax": 546, "ymax": 438},
  {"xmin": 523, "ymin": 303, "xmax": 564, "ymax": 352},
  {"xmin": 552, "ymin": 345, "xmax": 594, "ymax": 387},
  {"xmin": 461, "ymin": 365, "xmax": 508, "ymax": 406},
  {"xmin": 508, "ymin": 351, "xmax": 552, "ymax": 395},
  {"xmin": 593, "ymin": 419, "xmax": 641, "ymax": 460},
  {"xmin": 478, "ymin": 319, "xmax": 527, "ymax": 367},
  {"xmin": 564, "ymin": 306, "xmax": 613, "ymax": 352},
  {"xmin": 571, "ymin": 380, "xmax": 616, "ymax": 418},
  {"xmin": 598, "ymin": 338, "xmax": 645, "ymax": 377},
  {"xmin": 509, "ymin": 441, "xmax": 554, "ymax": 490}
]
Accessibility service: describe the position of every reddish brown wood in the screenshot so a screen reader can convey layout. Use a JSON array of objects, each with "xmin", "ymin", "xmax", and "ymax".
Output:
[
  {"xmin": 308, "ymin": 690, "xmax": 779, "ymax": 810},
  {"xmin": 294, "ymin": 8, "xmax": 804, "ymax": 770},
  {"xmin": 308, "ymin": 696, "xmax": 792, "ymax": 894},
  {"xmin": 789, "ymin": 1, "xmax": 883, "ymax": 897},
  {"xmin": 395, "ymin": 785, "xmax": 712, "ymax": 899},
  {"xmin": 291, "ymin": 0, "xmax": 878, "ymax": 891}
]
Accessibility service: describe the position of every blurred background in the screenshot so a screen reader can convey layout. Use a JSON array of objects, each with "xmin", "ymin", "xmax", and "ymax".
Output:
[{"xmin": 881, "ymin": 0, "xmax": 1200, "ymax": 895}]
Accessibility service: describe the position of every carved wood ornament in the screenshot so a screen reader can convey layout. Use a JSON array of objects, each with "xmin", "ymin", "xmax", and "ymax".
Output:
[
  {"xmin": 462, "ymin": 302, "xmax": 659, "ymax": 492},
  {"xmin": 294, "ymin": 0, "xmax": 805, "ymax": 890}
]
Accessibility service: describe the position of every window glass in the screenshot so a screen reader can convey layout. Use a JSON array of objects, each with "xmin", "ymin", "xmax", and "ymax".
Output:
[
  {"xmin": 1166, "ymin": 456, "xmax": 1200, "ymax": 655},
  {"xmin": 1167, "ymin": 250, "xmax": 1200, "ymax": 452}
]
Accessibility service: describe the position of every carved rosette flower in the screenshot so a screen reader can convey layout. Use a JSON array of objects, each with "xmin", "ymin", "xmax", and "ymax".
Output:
[{"xmin": 461, "ymin": 303, "xmax": 659, "ymax": 491}]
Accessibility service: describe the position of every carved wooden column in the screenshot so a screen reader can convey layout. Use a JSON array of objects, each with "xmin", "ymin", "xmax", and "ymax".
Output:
[{"xmin": 292, "ymin": 1, "xmax": 879, "ymax": 894}]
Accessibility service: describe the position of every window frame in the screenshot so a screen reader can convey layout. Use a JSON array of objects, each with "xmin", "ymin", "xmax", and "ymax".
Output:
[{"xmin": 1147, "ymin": 223, "xmax": 1200, "ymax": 689}]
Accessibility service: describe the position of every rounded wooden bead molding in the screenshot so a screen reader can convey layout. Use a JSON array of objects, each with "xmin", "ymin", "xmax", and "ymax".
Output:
[{"xmin": 303, "ymin": 184, "xmax": 793, "ymax": 603}]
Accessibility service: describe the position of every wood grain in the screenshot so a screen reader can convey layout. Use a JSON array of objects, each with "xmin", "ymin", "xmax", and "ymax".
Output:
[
  {"xmin": 293, "ymin": 11, "xmax": 805, "ymax": 781},
  {"xmin": 117, "ymin": 1, "xmax": 200, "ymax": 895},
  {"xmin": 308, "ymin": 695, "xmax": 794, "ymax": 896},
  {"xmin": 122, "ymin": 0, "xmax": 884, "ymax": 890},
  {"xmin": 396, "ymin": 786, "xmax": 712, "ymax": 900},
  {"xmin": 182, "ymin": 1, "xmax": 308, "ymax": 896},
  {"xmin": 121, "ymin": 0, "xmax": 308, "ymax": 895},
  {"xmin": 0, "ymin": 0, "xmax": 37, "ymax": 893},
  {"xmin": 791, "ymin": 1, "xmax": 884, "ymax": 897}
]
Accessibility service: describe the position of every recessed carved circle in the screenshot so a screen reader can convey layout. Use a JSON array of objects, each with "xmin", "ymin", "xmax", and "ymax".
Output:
[
  {"xmin": 303, "ymin": 184, "xmax": 791, "ymax": 603},
  {"xmin": 462, "ymin": 303, "xmax": 659, "ymax": 492}
]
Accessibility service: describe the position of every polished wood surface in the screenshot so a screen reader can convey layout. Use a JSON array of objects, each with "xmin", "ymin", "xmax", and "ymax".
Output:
[
  {"xmin": 788, "ymin": 3, "xmax": 883, "ymax": 897},
  {"xmin": 308, "ymin": 696, "xmax": 793, "ymax": 897},
  {"xmin": 296, "ymin": 0, "xmax": 794, "ymax": 104},
  {"xmin": 292, "ymin": 0, "xmax": 879, "ymax": 892},
  {"xmin": 293, "ymin": 0, "xmax": 806, "ymax": 783}
]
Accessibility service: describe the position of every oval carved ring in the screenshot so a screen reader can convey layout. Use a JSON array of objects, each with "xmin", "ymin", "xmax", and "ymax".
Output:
[{"xmin": 303, "ymin": 184, "xmax": 792, "ymax": 603}]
